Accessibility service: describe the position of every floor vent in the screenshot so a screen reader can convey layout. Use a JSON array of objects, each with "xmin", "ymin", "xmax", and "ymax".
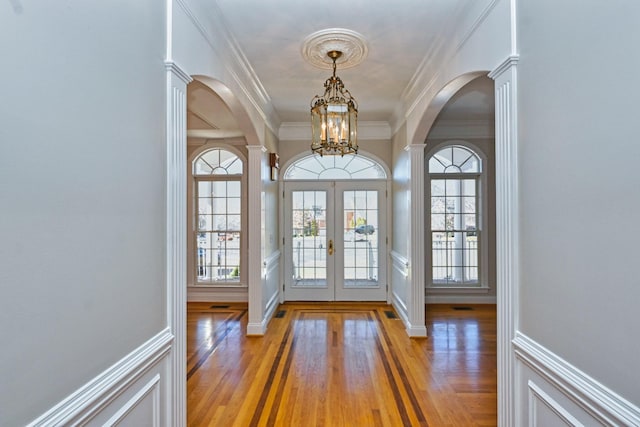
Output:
[
  {"xmin": 210, "ymin": 305, "xmax": 230, "ymax": 309},
  {"xmin": 452, "ymin": 306, "xmax": 473, "ymax": 311},
  {"xmin": 384, "ymin": 310, "xmax": 398, "ymax": 319},
  {"xmin": 275, "ymin": 310, "xmax": 286, "ymax": 318}
]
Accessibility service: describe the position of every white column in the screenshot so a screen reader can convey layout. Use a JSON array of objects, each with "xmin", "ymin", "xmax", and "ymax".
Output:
[
  {"xmin": 246, "ymin": 145, "xmax": 266, "ymax": 335},
  {"xmin": 164, "ymin": 60, "xmax": 191, "ymax": 427},
  {"xmin": 489, "ymin": 54, "xmax": 519, "ymax": 427},
  {"xmin": 405, "ymin": 143, "xmax": 428, "ymax": 337}
]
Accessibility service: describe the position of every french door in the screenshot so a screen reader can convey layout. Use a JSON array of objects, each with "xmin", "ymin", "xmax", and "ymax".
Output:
[{"xmin": 283, "ymin": 181, "xmax": 387, "ymax": 301}]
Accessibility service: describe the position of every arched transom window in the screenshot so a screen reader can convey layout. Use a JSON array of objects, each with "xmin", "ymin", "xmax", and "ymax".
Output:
[
  {"xmin": 428, "ymin": 145, "xmax": 482, "ymax": 286},
  {"xmin": 193, "ymin": 148, "xmax": 243, "ymax": 284},
  {"xmin": 284, "ymin": 154, "xmax": 386, "ymax": 180}
]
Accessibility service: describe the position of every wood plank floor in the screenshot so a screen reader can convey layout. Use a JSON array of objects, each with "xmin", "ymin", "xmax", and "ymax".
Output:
[{"xmin": 187, "ymin": 302, "xmax": 497, "ymax": 426}]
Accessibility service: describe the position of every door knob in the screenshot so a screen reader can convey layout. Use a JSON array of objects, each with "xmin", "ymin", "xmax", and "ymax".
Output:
[{"xmin": 328, "ymin": 239, "xmax": 334, "ymax": 256}]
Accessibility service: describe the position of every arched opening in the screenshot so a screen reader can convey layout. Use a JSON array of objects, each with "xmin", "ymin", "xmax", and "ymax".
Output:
[
  {"xmin": 282, "ymin": 153, "xmax": 389, "ymax": 301},
  {"xmin": 423, "ymin": 75, "xmax": 496, "ymax": 303}
]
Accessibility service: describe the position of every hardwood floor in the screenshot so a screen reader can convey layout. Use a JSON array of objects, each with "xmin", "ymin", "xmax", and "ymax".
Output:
[{"xmin": 187, "ymin": 302, "xmax": 497, "ymax": 426}]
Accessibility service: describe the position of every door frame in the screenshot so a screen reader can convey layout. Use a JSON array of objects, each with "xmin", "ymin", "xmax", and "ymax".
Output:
[{"xmin": 280, "ymin": 179, "xmax": 391, "ymax": 302}]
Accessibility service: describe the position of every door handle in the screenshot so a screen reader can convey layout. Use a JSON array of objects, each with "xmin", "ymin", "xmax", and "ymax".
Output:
[{"xmin": 328, "ymin": 239, "xmax": 334, "ymax": 256}]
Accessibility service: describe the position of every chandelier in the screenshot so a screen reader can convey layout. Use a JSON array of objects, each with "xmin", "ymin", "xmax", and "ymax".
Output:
[{"xmin": 310, "ymin": 50, "xmax": 358, "ymax": 156}]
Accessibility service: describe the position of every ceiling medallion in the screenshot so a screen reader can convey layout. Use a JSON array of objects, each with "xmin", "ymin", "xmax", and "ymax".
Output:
[{"xmin": 301, "ymin": 28, "xmax": 368, "ymax": 70}]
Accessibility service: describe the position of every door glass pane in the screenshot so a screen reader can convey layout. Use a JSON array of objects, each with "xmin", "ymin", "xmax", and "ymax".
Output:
[
  {"xmin": 343, "ymin": 190, "xmax": 378, "ymax": 288},
  {"xmin": 291, "ymin": 191, "xmax": 327, "ymax": 287}
]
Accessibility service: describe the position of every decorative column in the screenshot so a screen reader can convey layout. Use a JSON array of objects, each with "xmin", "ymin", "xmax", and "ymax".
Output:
[
  {"xmin": 488, "ymin": 54, "xmax": 519, "ymax": 427},
  {"xmin": 246, "ymin": 145, "xmax": 266, "ymax": 335},
  {"xmin": 165, "ymin": 60, "xmax": 191, "ymax": 427},
  {"xmin": 406, "ymin": 143, "xmax": 428, "ymax": 337}
]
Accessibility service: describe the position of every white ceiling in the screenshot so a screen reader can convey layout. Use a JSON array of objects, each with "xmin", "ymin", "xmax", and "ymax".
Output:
[{"xmin": 188, "ymin": 0, "xmax": 494, "ymax": 134}]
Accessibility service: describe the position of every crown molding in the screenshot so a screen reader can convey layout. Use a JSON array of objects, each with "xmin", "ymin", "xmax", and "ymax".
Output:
[
  {"xmin": 278, "ymin": 121, "xmax": 391, "ymax": 141},
  {"xmin": 392, "ymin": 0, "xmax": 500, "ymax": 134},
  {"xmin": 176, "ymin": 0, "xmax": 281, "ymax": 135}
]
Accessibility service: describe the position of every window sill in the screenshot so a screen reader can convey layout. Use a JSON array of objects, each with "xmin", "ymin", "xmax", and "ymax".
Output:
[{"xmin": 191, "ymin": 282, "xmax": 247, "ymax": 288}]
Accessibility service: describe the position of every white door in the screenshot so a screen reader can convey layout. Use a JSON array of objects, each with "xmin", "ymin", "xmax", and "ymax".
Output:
[{"xmin": 283, "ymin": 181, "xmax": 387, "ymax": 301}]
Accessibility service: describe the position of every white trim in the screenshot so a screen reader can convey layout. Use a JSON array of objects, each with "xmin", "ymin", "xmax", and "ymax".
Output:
[
  {"xmin": 187, "ymin": 287, "xmax": 248, "ymax": 302},
  {"xmin": 398, "ymin": 0, "xmax": 501, "ymax": 128},
  {"xmin": 426, "ymin": 294, "xmax": 496, "ymax": 304},
  {"xmin": 405, "ymin": 144, "xmax": 427, "ymax": 338},
  {"xmin": 391, "ymin": 289, "xmax": 409, "ymax": 328},
  {"xmin": 262, "ymin": 250, "xmax": 281, "ymax": 325},
  {"xmin": 165, "ymin": 63, "xmax": 189, "ymax": 427},
  {"xmin": 174, "ymin": 0, "xmax": 280, "ymax": 133},
  {"xmin": 164, "ymin": 60, "xmax": 192, "ymax": 85},
  {"xmin": 490, "ymin": 55, "xmax": 519, "ymax": 427},
  {"xmin": 514, "ymin": 332, "xmax": 640, "ymax": 426},
  {"xmin": 390, "ymin": 250, "xmax": 409, "ymax": 278},
  {"xmin": 488, "ymin": 55, "xmax": 520, "ymax": 80},
  {"xmin": 262, "ymin": 288, "xmax": 280, "ymax": 330},
  {"xmin": 263, "ymin": 249, "xmax": 281, "ymax": 276},
  {"xmin": 104, "ymin": 375, "xmax": 161, "ymax": 427},
  {"xmin": 246, "ymin": 145, "xmax": 267, "ymax": 335},
  {"xmin": 528, "ymin": 380, "xmax": 583, "ymax": 427},
  {"xmin": 27, "ymin": 329, "xmax": 172, "ymax": 426}
]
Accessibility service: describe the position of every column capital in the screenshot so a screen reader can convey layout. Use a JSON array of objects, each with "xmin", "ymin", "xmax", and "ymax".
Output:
[
  {"xmin": 488, "ymin": 55, "xmax": 519, "ymax": 81},
  {"xmin": 165, "ymin": 60, "xmax": 192, "ymax": 85}
]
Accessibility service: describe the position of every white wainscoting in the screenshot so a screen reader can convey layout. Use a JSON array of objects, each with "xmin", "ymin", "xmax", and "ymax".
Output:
[
  {"xmin": 514, "ymin": 331, "xmax": 640, "ymax": 426},
  {"xmin": 262, "ymin": 249, "xmax": 281, "ymax": 326},
  {"xmin": 27, "ymin": 329, "xmax": 173, "ymax": 426},
  {"xmin": 390, "ymin": 250, "xmax": 410, "ymax": 330}
]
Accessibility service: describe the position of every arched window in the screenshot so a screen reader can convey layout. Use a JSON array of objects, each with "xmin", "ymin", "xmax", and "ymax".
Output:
[
  {"xmin": 428, "ymin": 145, "xmax": 482, "ymax": 286},
  {"xmin": 283, "ymin": 154, "xmax": 387, "ymax": 180},
  {"xmin": 193, "ymin": 148, "xmax": 243, "ymax": 284}
]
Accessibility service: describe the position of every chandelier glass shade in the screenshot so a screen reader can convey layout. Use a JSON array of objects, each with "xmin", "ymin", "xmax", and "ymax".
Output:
[{"xmin": 310, "ymin": 51, "xmax": 358, "ymax": 156}]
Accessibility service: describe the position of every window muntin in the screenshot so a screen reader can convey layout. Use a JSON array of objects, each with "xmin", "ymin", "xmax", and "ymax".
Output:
[
  {"xmin": 429, "ymin": 145, "xmax": 480, "ymax": 174},
  {"xmin": 429, "ymin": 146, "xmax": 481, "ymax": 286},
  {"xmin": 193, "ymin": 149, "xmax": 243, "ymax": 283},
  {"xmin": 284, "ymin": 154, "xmax": 386, "ymax": 180}
]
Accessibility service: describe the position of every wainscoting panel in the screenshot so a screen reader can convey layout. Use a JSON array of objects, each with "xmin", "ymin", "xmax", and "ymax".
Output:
[
  {"xmin": 27, "ymin": 329, "xmax": 172, "ymax": 427},
  {"xmin": 263, "ymin": 249, "xmax": 281, "ymax": 327},
  {"xmin": 528, "ymin": 380, "xmax": 583, "ymax": 427},
  {"xmin": 514, "ymin": 331, "xmax": 640, "ymax": 426},
  {"xmin": 390, "ymin": 250, "xmax": 410, "ymax": 331}
]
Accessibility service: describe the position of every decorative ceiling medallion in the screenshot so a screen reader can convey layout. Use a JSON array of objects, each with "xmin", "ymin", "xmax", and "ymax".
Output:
[{"xmin": 302, "ymin": 28, "xmax": 368, "ymax": 70}]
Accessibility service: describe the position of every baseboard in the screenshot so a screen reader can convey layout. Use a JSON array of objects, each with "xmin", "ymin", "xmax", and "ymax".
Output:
[
  {"xmin": 425, "ymin": 294, "xmax": 496, "ymax": 304},
  {"xmin": 187, "ymin": 286, "xmax": 248, "ymax": 302},
  {"xmin": 513, "ymin": 331, "xmax": 640, "ymax": 426},
  {"xmin": 27, "ymin": 328, "xmax": 173, "ymax": 426}
]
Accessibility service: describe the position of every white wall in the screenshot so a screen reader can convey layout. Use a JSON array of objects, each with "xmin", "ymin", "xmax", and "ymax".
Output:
[
  {"xmin": 0, "ymin": 2, "xmax": 169, "ymax": 426},
  {"xmin": 515, "ymin": 0, "xmax": 640, "ymax": 423}
]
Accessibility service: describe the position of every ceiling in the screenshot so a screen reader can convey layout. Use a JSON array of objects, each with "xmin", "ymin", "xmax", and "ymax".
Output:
[{"xmin": 187, "ymin": 0, "xmax": 494, "ymax": 138}]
